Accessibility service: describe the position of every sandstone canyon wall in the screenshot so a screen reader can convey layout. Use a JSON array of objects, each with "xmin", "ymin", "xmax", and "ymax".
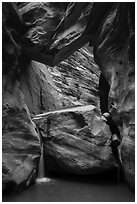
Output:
[{"xmin": 2, "ymin": 2, "xmax": 135, "ymax": 192}]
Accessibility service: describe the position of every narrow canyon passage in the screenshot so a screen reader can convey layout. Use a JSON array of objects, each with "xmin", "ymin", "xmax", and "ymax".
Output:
[{"xmin": 2, "ymin": 2, "xmax": 135, "ymax": 202}]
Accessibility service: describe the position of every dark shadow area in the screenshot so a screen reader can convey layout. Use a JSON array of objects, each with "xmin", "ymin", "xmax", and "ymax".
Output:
[
  {"xmin": 45, "ymin": 167, "xmax": 119, "ymax": 185},
  {"xmin": 3, "ymin": 167, "xmax": 134, "ymax": 202}
]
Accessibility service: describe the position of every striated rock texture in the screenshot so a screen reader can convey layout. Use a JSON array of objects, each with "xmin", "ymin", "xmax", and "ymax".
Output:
[
  {"xmin": 92, "ymin": 3, "xmax": 135, "ymax": 190},
  {"xmin": 2, "ymin": 3, "xmax": 41, "ymax": 192},
  {"xmin": 19, "ymin": 2, "xmax": 93, "ymax": 64},
  {"xmin": 20, "ymin": 59, "xmax": 62, "ymax": 115},
  {"xmin": 20, "ymin": 47, "xmax": 100, "ymax": 116},
  {"xmin": 2, "ymin": 2, "xmax": 135, "ymax": 191},
  {"xmin": 18, "ymin": 2, "xmax": 134, "ymax": 189},
  {"xmin": 47, "ymin": 45, "xmax": 100, "ymax": 108},
  {"xmin": 2, "ymin": 2, "xmax": 100, "ymax": 192},
  {"xmin": 2, "ymin": 81, "xmax": 41, "ymax": 192},
  {"xmin": 33, "ymin": 105, "xmax": 117, "ymax": 175}
]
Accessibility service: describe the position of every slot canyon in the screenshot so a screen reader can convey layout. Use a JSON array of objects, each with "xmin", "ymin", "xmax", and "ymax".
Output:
[{"xmin": 2, "ymin": 2, "xmax": 135, "ymax": 202}]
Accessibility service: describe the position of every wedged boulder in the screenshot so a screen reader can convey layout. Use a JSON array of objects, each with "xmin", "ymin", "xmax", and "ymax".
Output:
[
  {"xmin": 33, "ymin": 105, "xmax": 117, "ymax": 175},
  {"xmin": 19, "ymin": 2, "xmax": 92, "ymax": 62},
  {"xmin": 2, "ymin": 82, "xmax": 41, "ymax": 193}
]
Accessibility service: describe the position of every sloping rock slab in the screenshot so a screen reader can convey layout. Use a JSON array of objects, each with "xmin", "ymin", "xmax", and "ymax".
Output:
[
  {"xmin": 20, "ymin": 60, "xmax": 62, "ymax": 115},
  {"xmin": 2, "ymin": 89, "xmax": 41, "ymax": 193},
  {"xmin": 33, "ymin": 105, "xmax": 117, "ymax": 175}
]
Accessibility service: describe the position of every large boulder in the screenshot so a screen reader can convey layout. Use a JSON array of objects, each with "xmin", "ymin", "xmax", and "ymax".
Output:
[{"xmin": 33, "ymin": 105, "xmax": 117, "ymax": 175}]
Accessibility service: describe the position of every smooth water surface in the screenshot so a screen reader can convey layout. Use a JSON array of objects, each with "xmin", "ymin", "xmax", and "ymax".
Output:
[{"xmin": 3, "ymin": 171, "xmax": 134, "ymax": 202}]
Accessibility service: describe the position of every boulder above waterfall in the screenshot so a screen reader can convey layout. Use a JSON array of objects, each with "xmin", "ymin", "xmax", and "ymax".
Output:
[{"xmin": 33, "ymin": 105, "xmax": 117, "ymax": 175}]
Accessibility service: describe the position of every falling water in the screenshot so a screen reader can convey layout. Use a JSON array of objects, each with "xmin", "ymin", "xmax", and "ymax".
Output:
[
  {"xmin": 3, "ymin": 129, "xmax": 134, "ymax": 202},
  {"xmin": 3, "ymin": 141, "xmax": 134, "ymax": 202},
  {"xmin": 36, "ymin": 143, "xmax": 51, "ymax": 183},
  {"xmin": 37, "ymin": 143, "xmax": 45, "ymax": 178}
]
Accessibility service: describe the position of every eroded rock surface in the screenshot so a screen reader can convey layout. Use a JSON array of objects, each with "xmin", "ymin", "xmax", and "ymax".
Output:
[
  {"xmin": 2, "ymin": 2, "xmax": 135, "ymax": 191},
  {"xmin": 19, "ymin": 2, "xmax": 93, "ymax": 64},
  {"xmin": 47, "ymin": 45, "xmax": 100, "ymax": 108},
  {"xmin": 20, "ymin": 60, "xmax": 62, "ymax": 115},
  {"xmin": 33, "ymin": 105, "xmax": 117, "ymax": 175},
  {"xmin": 2, "ymin": 82, "xmax": 41, "ymax": 192},
  {"xmin": 93, "ymin": 3, "xmax": 135, "ymax": 189},
  {"xmin": 20, "ymin": 47, "xmax": 100, "ymax": 116},
  {"xmin": 2, "ymin": 3, "xmax": 41, "ymax": 192}
]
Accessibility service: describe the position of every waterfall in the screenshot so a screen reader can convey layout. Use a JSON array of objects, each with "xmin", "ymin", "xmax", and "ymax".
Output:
[
  {"xmin": 37, "ymin": 143, "xmax": 45, "ymax": 178},
  {"xmin": 36, "ymin": 133, "xmax": 51, "ymax": 183}
]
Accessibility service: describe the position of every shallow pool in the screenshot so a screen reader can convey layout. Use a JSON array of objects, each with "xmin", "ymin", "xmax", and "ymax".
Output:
[{"xmin": 3, "ymin": 170, "xmax": 134, "ymax": 202}]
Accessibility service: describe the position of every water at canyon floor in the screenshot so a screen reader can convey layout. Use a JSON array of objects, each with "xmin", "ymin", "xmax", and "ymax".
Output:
[{"xmin": 3, "ymin": 171, "xmax": 134, "ymax": 202}]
